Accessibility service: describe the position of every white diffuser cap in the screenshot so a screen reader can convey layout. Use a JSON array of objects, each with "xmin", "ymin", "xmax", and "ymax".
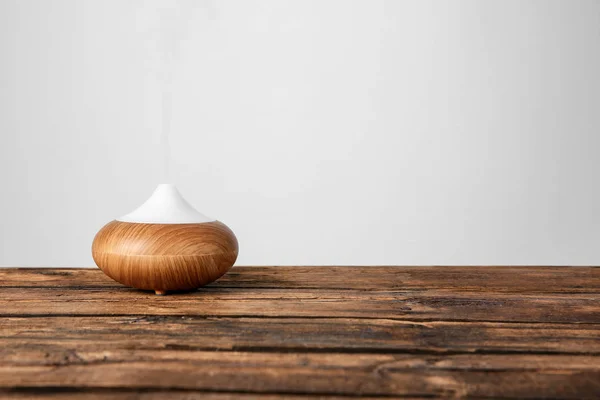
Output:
[{"xmin": 117, "ymin": 184, "xmax": 214, "ymax": 224}]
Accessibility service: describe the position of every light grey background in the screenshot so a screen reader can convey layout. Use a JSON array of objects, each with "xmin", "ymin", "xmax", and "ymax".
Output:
[{"xmin": 1, "ymin": 0, "xmax": 600, "ymax": 267}]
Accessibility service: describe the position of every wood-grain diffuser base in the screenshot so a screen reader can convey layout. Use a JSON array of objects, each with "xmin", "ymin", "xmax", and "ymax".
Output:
[{"xmin": 92, "ymin": 185, "xmax": 238, "ymax": 295}]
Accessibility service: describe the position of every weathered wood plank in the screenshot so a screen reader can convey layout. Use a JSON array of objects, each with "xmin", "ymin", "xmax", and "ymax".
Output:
[
  {"xmin": 1, "ymin": 287, "xmax": 598, "ymax": 323},
  {"xmin": 2, "ymin": 317, "xmax": 599, "ymax": 354},
  {"xmin": 1, "ymin": 267, "xmax": 599, "ymax": 293},
  {"xmin": 2, "ymin": 267, "xmax": 600, "ymax": 399},
  {"xmin": 1, "ymin": 351, "xmax": 599, "ymax": 398},
  {"xmin": 3, "ymin": 348, "xmax": 600, "ymax": 370},
  {"xmin": 0, "ymin": 392, "xmax": 403, "ymax": 400}
]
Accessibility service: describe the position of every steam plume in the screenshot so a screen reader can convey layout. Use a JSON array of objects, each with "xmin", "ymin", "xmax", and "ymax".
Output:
[{"xmin": 135, "ymin": 0, "xmax": 200, "ymax": 183}]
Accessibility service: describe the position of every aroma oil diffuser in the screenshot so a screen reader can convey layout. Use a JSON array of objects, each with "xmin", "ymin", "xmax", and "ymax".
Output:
[{"xmin": 92, "ymin": 184, "xmax": 238, "ymax": 295}]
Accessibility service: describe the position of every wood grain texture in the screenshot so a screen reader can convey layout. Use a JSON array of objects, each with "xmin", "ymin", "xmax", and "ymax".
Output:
[
  {"xmin": 2, "ymin": 317, "xmax": 600, "ymax": 354},
  {"xmin": 1, "ymin": 287, "xmax": 599, "ymax": 323},
  {"xmin": 1, "ymin": 267, "xmax": 599, "ymax": 399},
  {"xmin": 3, "ymin": 266, "xmax": 598, "ymax": 293},
  {"xmin": 92, "ymin": 221, "xmax": 238, "ymax": 294}
]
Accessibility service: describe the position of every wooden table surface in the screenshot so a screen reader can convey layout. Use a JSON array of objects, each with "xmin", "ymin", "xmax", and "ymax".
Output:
[{"xmin": 1, "ymin": 266, "xmax": 599, "ymax": 399}]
